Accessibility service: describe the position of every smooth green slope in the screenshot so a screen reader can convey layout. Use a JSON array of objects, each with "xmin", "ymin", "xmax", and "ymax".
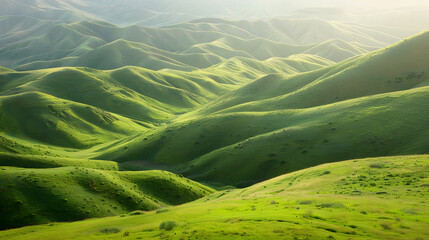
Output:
[
  {"xmin": 94, "ymin": 31, "xmax": 429, "ymax": 186},
  {"xmin": 0, "ymin": 54, "xmax": 331, "ymax": 155},
  {"xmin": 1, "ymin": 155, "xmax": 427, "ymax": 239},
  {"xmin": 0, "ymin": 67, "xmax": 210, "ymax": 124},
  {"xmin": 196, "ymin": 30, "xmax": 429, "ymax": 116},
  {"xmin": 96, "ymin": 86, "xmax": 429, "ymax": 186},
  {"xmin": 0, "ymin": 167, "xmax": 214, "ymax": 230},
  {"xmin": 0, "ymin": 153, "xmax": 119, "ymax": 170},
  {"xmin": 0, "ymin": 91, "xmax": 146, "ymax": 149}
]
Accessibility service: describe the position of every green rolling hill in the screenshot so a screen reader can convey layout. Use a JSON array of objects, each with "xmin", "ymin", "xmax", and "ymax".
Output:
[
  {"xmin": 0, "ymin": 166, "xmax": 214, "ymax": 230},
  {"xmin": 0, "ymin": 2, "xmax": 428, "ymax": 237},
  {"xmin": 193, "ymin": 31, "xmax": 429, "ymax": 115},
  {"xmin": 0, "ymin": 53, "xmax": 331, "ymax": 153},
  {"xmin": 0, "ymin": 91, "xmax": 147, "ymax": 148},
  {"xmin": 0, "ymin": 155, "xmax": 426, "ymax": 239},
  {"xmin": 0, "ymin": 67, "xmax": 13, "ymax": 73},
  {"xmin": 92, "ymin": 31, "xmax": 429, "ymax": 187}
]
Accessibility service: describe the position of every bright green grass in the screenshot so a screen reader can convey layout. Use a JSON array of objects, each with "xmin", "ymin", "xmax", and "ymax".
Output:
[
  {"xmin": 89, "ymin": 31, "xmax": 429, "ymax": 186},
  {"xmin": 0, "ymin": 167, "xmax": 214, "ymax": 230},
  {"xmin": 0, "ymin": 153, "xmax": 119, "ymax": 170},
  {"xmin": 96, "ymin": 82, "xmax": 429, "ymax": 187},
  {"xmin": 0, "ymin": 91, "xmax": 147, "ymax": 149},
  {"xmin": 0, "ymin": 53, "xmax": 330, "ymax": 152},
  {"xmin": 1, "ymin": 155, "xmax": 426, "ymax": 239},
  {"xmin": 193, "ymin": 30, "xmax": 429, "ymax": 116}
]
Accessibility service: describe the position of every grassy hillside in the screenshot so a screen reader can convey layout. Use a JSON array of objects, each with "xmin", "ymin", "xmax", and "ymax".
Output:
[
  {"xmin": 97, "ymin": 85, "xmax": 429, "ymax": 186},
  {"xmin": 93, "ymin": 31, "xmax": 429, "ymax": 187},
  {"xmin": 0, "ymin": 66, "xmax": 13, "ymax": 72},
  {"xmin": 0, "ymin": 91, "xmax": 147, "ymax": 148},
  {"xmin": 1, "ymin": 155, "xmax": 426, "ymax": 239},
  {"xmin": 0, "ymin": 53, "xmax": 332, "ymax": 149},
  {"xmin": 0, "ymin": 153, "xmax": 119, "ymax": 170},
  {"xmin": 0, "ymin": 166, "xmax": 214, "ymax": 230},
  {"xmin": 194, "ymin": 30, "xmax": 429, "ymax": 115}
]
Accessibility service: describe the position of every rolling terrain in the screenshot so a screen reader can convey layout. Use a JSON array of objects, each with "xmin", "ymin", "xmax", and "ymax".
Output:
[
  {"xmin": 0, "ymin": 155, "xmax": 427, "ymax": 239},
  {"xmin": 91, "ymin": 31, "xmax": 429, "ymax": 187},
  {"xmin": 0, "ymin": 54, "xmax": 331, "ymax": 153},
  {"xmin": 0, "ymin": 1, "xmax": 428, "ymax": 237},
  {"xmin": 0, "ymin": 16, "xmax": 409, "ymax": 71}
]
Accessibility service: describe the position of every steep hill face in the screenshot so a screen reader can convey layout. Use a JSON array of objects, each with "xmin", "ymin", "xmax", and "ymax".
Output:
[{"xmin": 95, "ymin": 31, "xmax": 429, "ymax": 186}]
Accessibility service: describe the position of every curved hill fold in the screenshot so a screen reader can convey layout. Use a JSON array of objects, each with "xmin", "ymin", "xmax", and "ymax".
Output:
[{"xmin": 95, "ymin": 31, "xmax": 429, "ymax": 186}]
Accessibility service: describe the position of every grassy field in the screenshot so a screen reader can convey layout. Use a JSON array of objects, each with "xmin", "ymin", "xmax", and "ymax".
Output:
[{"xmin": 0, "ymin": 155, "xmax": 426, "ymax": 239}]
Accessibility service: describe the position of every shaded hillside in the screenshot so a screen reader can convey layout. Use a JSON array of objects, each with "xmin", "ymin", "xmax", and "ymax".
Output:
[
  {"xmin": 0, "ymin": 166, "xmax": 214, "ymax": 230},
  {"xmin": 1, "ymin": 155, "xmax": 427, "ymax": 239}
]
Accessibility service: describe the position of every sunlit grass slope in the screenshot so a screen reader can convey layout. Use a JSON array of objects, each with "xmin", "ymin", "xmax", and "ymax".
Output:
[
  {"xmin": 0, "ymin": 153, "xmax": 119, "ymax": 170},
  {"xmin": 0, "ymin": 166, "xmax": 214, "ymax": 230},
  {"xmin": 0, "ymin": 91, "xmax": 146, "ymax": 148},
  {"xmin": 96, "ymin": 31, "xmax": 429, "ymax": 187},
  {"xmin": 0, "ymin": 54, "xmax": 331, "ymax": 152},
  {"xmin": 196, "ymin": 30, "xmax": 429, "ymax": 115},
  {"xmin": 97, "ymin": 86, "xmax": 429, "ymax": 186},
  {"xmin": 0, "ymin": 66, "xmax": 13, "ymax": 73},
  {"xmin": 1, "ymin": 155, "xmax": 427, "ymax": 239}
]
